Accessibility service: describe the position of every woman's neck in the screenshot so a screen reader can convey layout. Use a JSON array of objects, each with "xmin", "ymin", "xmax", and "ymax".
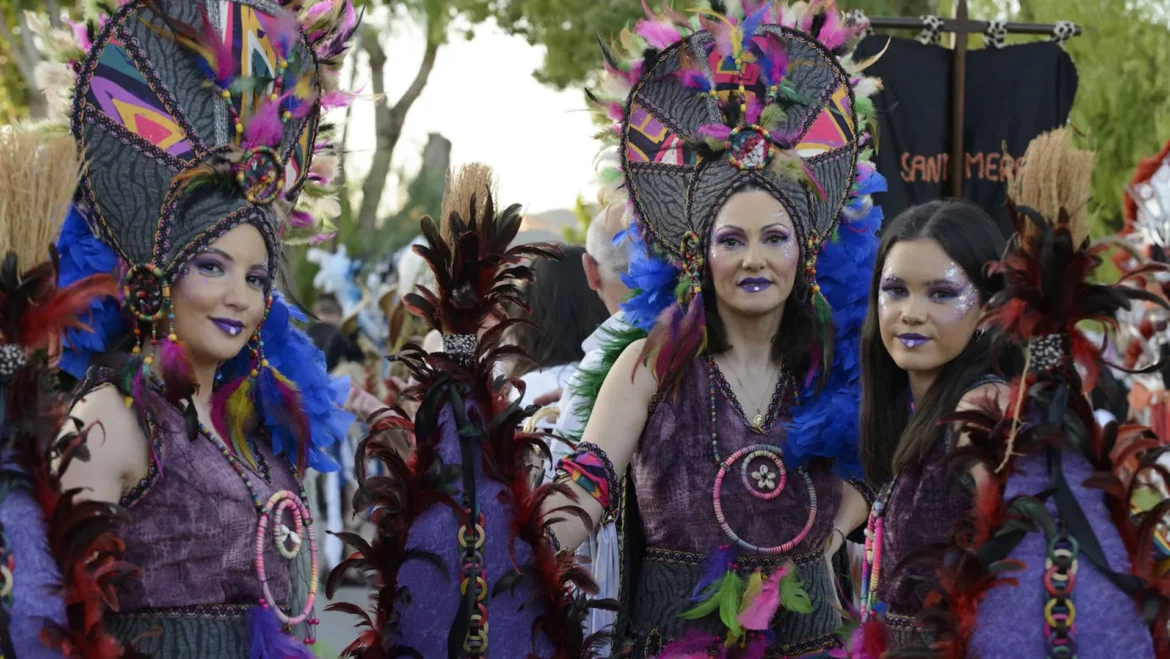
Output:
[
  {"xmin": 713, "ymin": 300, "xmax": 783, "ymax": 370},
  {"xmin": 907, "ymin": 369, "xmax": 938, "ymax": 406}
]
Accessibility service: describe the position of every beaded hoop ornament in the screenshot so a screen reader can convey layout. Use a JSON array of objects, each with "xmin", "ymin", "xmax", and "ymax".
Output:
[
  {"xmin": 713, "ymin": 444, "xmax": 817, "ymax": 554},
  {"xmin": 255, "ymin": 490, "xmax": 318, "ymax": 627},
  {"xmin": 236, "ymin": 147, "xmax": 286, "ymax": 206},
  {"xmin": 122, "ymin": 264, "xmax": 169, "ymax": 324}
]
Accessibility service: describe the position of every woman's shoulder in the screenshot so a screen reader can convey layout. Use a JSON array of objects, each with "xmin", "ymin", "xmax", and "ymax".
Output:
[{"xmin": 68, "ymin": 383, "xmax": 142, "ymax": 439}]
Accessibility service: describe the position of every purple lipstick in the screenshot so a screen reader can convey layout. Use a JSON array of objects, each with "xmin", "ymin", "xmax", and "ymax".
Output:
[
  {"xmin": 211, "ymin": 317, "xmax": 245, "ymax": 337},
  {"xmin": 738, "ymin": 277, "xmax": 772, "ymax": 293},
  {"xmin": 898, "ymin": 333, "xmax": 930, "ymax": 348}
]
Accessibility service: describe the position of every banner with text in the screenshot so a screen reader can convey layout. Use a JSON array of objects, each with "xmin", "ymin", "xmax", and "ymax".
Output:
[{"xmin": 853, "ymin": 36, "xmax": 1078, "ymax": 237}]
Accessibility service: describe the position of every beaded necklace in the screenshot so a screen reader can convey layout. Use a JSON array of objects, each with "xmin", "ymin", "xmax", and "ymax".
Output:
[
  {"xmin": 860, "ymin": 476, "xmax": 898, "ymax": 621},
  {"xmin": 144, "ymin": 374, "xmax": 319, "ymax": 645},
  {"xmin": 196, "ymin": 419, "xmax": 320, "ymax": 644},
  {"xmin": 705, "ymin": 355, "xmax": 817, "ymax": 554}
]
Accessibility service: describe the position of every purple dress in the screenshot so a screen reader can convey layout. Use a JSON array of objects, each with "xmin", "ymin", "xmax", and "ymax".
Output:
[
  {"xmin": 625, "ymin": 358, "xmax": 844, "ymax": 657},
  {"xmin": 970, "ymin": 451, "xmax": 1154, "ymax": 657},
  {"xmin": 78, "ymin": 364, "xmax": 308, "ymax": 658},
  {"xmin": 874, "ymin": 425, "xmax": 974, "ymax": 647}
]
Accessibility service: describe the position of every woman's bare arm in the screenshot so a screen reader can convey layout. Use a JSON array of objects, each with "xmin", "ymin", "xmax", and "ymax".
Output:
[
  {"xmin": 544, "ymin": 339, "xmax": 658, "ymax": 552},
  {"xmin": 55, "ymin": 385, "xmax": 150, "ymax": 504}
]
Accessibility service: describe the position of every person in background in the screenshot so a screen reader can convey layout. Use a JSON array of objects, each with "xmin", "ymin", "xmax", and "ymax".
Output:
[
  {"xmin": 510, "ymin": 244, "xmax": 610, "ymax": 405},
  {"xmin": 312, "ymin": 292, "xmax": 344, "ymax": 327},
  {"xmin": 540, "ymin": 204, "xmax": 631, "ymax": 649}
]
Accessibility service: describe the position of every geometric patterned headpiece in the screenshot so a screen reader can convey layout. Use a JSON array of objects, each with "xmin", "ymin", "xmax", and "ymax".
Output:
[
  {"xmin": 597, "ymin": 0, "xmax": 879, "ymax": 281},
  {"xmin": 36, "ymin": 0, "xmax": 357, "ymax": 315}
]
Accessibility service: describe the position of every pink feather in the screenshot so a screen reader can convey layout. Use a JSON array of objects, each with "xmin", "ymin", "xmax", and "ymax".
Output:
[
  {"xmin": 258, "ymin": 9, "xmax": 300, "ymax": 59},
  {"xmin": 660, "ymin": 631, "xmax": 725, "ymax": 658},
  {"xmin": 243, "ymin": 95, "xmax": 289, "ymax": 148},
  {"xmin": 803, "ymin": 161, "xmax": 827, "ymax": 201},
  {"xmin": 745, "ymin": 96, "xmax": 763, "ymax": 125},
  {"xmin": 302, "ymin": 0, "xmax": 336, "ymax": 24},
  {"xmin": 737, "ymin": 569, "xmax": 785, "ymax": 631},
  {"xmin": 679, "ymin": 68, "xmax": 712, "ymax": 92},
  {"xmin": 817, "ymin": 7, "xmax": 850, "ymax": 51},
  {"xmin": 606, "ymin": 102, "xmax": 624, "ymax": 122},
  {"xmin": 210, "ymin": 375, "xmax": 246, "ymax": 443},
  {"xmin": 288, "ymin": 210, "xmax": 315, "ymax": 228},
  {"xmin": 197, "ymin": 5, "xmax": 235, "ymax": 87},
  {"xmin": 158, "ymin": 335, "xmax": 196, "ymax": 405},
  {"xmin": 320, "ymin": 90, "xmax": 351, "ymax": 110},
  {"xmin": 637, "ymin": 19, "xmax": 682, "ymax": 49},
  {"xmin": 697, "ymin": 124, "xmax": 732, "ymax": 141},
  {"xmin": 64, "ymin": 18, "xmax": 92, "ymax": 51}
]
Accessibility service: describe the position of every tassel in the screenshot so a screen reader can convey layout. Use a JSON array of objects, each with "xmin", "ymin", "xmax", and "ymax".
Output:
[
  {"xmin": 738, "ymin": 567, "xmax": 785, "ymax": 631},
  {"xmin": 810, "ymin": 287, "xmax": 835, "ymax": 385},
  {"xmin": 247, "ymin": 605, "xmax": 313, "ymax": 659},
  {"xmin": 692, "ymin": 545, "xmax": 736, "ymax": 602},
  {"xmin": 157, "ymin": 334, "xmax": 196, "ymax": 405},
  {"xmin": 226, "ymin": 376, "xmax": 259, "ymax": 468},
  {"xmin": 255, "ymin": 365, "xmax": 313, "ymax": 476}
]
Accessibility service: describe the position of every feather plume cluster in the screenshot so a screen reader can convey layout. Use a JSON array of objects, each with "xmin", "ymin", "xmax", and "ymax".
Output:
[
  {"xmin": 329, "ymin": 167, "xmax": 612, "ymax": 657},
  {"xmin": 0, "ymin": 248, "xmax": 130, "ymax": 657}
]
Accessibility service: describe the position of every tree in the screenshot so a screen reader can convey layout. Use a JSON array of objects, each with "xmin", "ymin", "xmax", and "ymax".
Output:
[
  {"xmin": 0, "ymin": 0, "xmax": 63, "ymax": 121},
  {"xmin": 969, "ymin": 0, "xmax": 1170, "ymax": 232},
  {"xmin": 353, "ymin": 0, "xmax": 450, "ymax": 236},
  {"xmin": 456, "ymin": 0, "xmax": 943, "ymax": 90}
]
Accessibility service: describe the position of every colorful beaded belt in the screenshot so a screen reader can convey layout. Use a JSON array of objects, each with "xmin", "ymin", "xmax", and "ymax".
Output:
[{"xmin": 645, "ymin": 545, "xmax": 824, "ymax": 568}]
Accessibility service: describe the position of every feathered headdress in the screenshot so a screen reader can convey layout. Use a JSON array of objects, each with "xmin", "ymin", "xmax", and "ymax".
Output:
[
  {"xmin": 584, "ymin": 0, "xmax": 885, "ymax": 477},
  {"xmin": 41, "ymin": 0, "xmax": 359, "ymax": 475},
  {"xmin": 328, "ymin": 164, "xmax": 614, "ymax": 657}
]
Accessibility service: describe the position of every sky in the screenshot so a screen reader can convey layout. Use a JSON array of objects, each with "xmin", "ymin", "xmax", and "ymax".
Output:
[{"xmin": 340, "ymin": 11, "xmax": 602, "ymax": 218}]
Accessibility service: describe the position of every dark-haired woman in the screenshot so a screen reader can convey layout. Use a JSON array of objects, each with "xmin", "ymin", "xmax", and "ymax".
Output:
[
  {"xmin": 511, "ymin": 245, "xmax": 610, "ymax": 406},
  {"xmin": 857, "ymin": 200, "xmax": 1010, "ymax": 649}
]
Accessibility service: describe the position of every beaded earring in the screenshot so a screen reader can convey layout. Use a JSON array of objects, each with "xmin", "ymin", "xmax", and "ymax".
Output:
[{"xmin": 121, "ymin": 263, "xmax": 195, "ymax": 407}]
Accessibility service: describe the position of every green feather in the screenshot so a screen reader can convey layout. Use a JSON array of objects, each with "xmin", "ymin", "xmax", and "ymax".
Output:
[
  {"xmin": 759, "ymin": 104, "xmax": 787, "ymax": 130},
  {"xmin": 564, "ymin": 324, "xmax": 649, "ymax": 444},
  {"xmin": 812, "ymin": 288, "xmax": 835, "ymax": 385},
  {"xmin": 854, "ymin": 96, "xmax": 874, "ymax": 120},
  {"xmin": 779, "ymin": 569, "xmax": 812, "ymax": 614},
  {"xmin": 718, "ymin": 570, "xmax": 745, "ymax": 640},
  {"xmin": 679, "ymin": 570, "xmax": 744, "ymax": 627},
  {"xmin": 703, "ymin": 136, "xmax": 731, "ymax": 151},
  {"xmin": 599, "ymin": 166, "xmax": 624, "ymax": 186}
]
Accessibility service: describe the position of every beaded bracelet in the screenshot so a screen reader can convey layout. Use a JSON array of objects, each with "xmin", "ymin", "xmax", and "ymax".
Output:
[{"xmin": 555, "ymin": 442, "xmax": 620, "ymax": 512}]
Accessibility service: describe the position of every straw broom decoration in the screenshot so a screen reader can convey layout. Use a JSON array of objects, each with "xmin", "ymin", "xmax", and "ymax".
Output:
[{"xmin": 0, "ymin": 128, "xmax": 81, "ymax": 264}]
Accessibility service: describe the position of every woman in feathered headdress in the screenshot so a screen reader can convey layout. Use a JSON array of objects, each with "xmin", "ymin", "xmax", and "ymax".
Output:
[
  {"xmin": 861, "ymin": 130, "xmax": 1170, "ymax": 658},
  {"xmin": 4, "ymin": 1, "xmax": 359, "ymax": 656},
  {"xmin": 540, "ymin": 1, "xmax": 886, "ymax": 655}
]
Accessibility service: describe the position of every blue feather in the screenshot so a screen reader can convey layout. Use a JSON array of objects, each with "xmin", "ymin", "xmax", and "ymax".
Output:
[
  {"xmin": 691, "ymin": 544, "xmax": 736, "ymax": 602},
  {"xmin": 783, "ymin": 165, "xmax": 884, "ymax": 480},
  {"xmin": 57, "ymin": 207, "xmax": 126, "ymax": 379},
  {"xmin": 740, "ymin": 2, "xmax": 771, "ymax": 40},
  {"xmin": 618, "ymin": 222, "xmax": 680, "ymax": 332}
]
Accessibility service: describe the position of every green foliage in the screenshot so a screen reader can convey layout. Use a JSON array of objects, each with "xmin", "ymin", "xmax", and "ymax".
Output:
[
  {"xmin": 562, "ymin": 194, "xmax": 594, "ymax": 244},
  {"xmin": 971, "ymin": 0, "xmax": 1170, "ymax": 234}
]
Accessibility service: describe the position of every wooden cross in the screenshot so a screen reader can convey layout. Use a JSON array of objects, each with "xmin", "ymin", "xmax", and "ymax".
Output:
[{"xmin": 867, "ymin": 0, "xmax": 1081, "ymax": 197}]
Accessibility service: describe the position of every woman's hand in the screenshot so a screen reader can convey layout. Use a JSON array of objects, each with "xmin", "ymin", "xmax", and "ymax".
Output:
[{"xmin": 344, "ymin": 382, "xmax": 388, "ymax": 421}]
